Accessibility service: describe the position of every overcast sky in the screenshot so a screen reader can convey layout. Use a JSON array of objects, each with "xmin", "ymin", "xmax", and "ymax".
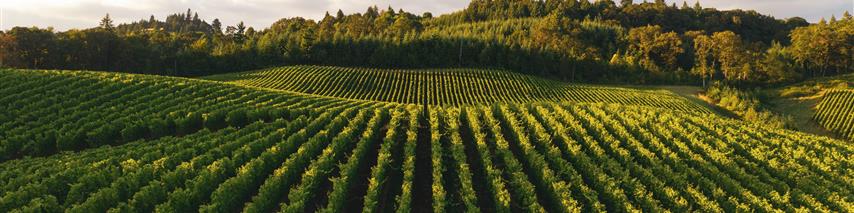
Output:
[{"xmin": 1, "ymin": 0, "xmax": 851, "ymax": 31}]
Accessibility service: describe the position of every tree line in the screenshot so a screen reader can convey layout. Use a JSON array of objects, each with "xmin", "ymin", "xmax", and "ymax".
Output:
[{"xmin": 0, "ymin": 1, "xmax": 850, "ymax": 85}]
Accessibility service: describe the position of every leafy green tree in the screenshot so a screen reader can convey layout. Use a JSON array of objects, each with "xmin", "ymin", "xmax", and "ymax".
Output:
[
  {"xmin": 790, "ymin": 17, "xmax": 852, "ymax": 76},
  {"xmin": 211, "ymin": 18, "xmax": 223, "ymax": 35},
  {"xmin": 374, "ymin": 8, "xmax": 396, "ymax": 33},
  {"xmin": 691, "ymin": 34, "xmax": 715, "ymax": 87},
  {"xmin": 390, "ymin": 13, "xmax": 418, "ymax": 36},
  {"xmin": 318, "ymin": 12, "xmax": 336, "ymax": 39},
  {"xmin": 711, "ymin": 31, "xmax": 751, "ymax": 81},
  {"xmin": 4, "ymin": 27, "xmax": 56, "ymax": 69},
  {"xmin": 626, "ymin": 25, "xmax": 683, "ymax": 71},
  {"xmin": 757, "ymin": 42, "xmax": 799, "ymax": 83},
  {"xmin": 0, "ymin": 32, "xmax": 14, "ymax": 67}
]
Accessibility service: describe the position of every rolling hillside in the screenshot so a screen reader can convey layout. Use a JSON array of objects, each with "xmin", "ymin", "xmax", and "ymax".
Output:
[
  {"xmin": 203, "ymin": 66, "xmax": 710, "ymax": 113},
  {"xmin": 0, "ymin": 69, "xmax": 851, "ymax": 212},
  {"xmin": 815, "ymin": 89, "xmax": 854, "ymax": 141},
  {"xmin": 766, "ymin": 74, "xmax": 854, "ymax": 141},
  {"xmin": 0, "ymin": 69, "xmax": 384, "ymax": 161}
]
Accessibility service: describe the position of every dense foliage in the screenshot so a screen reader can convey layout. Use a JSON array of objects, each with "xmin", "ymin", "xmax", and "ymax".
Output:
[
  {"xmin": 704, "ymin": 83, "xmax": 793, "ymax": 129},
  {"xmin": 1, "ymin": 69, "xmax": 851, "ymax": 212},
  {"xmin": 205, "ymin": 66, "xmax": 708, "ymax": 111},
  {"xmin": 775, "ymin": 73, "xmax": 853, "ymax": 99},
  {"xmin": 0, "ymin": 1, "xmax": 850, "ymax": 84},
  {"xmin": 814, "ymin": 89, "xmax": 854, "ymax": 141}
]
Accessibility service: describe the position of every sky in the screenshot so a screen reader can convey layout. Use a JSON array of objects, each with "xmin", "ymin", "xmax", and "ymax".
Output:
[{"xmin": 0, "ymin": 0, "xmax": 851, "ymax": 31}]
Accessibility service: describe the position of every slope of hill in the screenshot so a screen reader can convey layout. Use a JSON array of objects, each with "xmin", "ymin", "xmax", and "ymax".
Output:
[
  {"xmin": 765, "ymin": 74, "xmax": 854, "ymax": 140},
  {"xmin": 1, "ymin": 69, "xmax": 851, "ymax": 212},
  {"xmin": 203, "ymin": 66, "xmax": 710, "ymax": 113},
  {"xmin": 815, "ymin": 89, "xmax": 854, "ymax": 141},
  {"xmin": 0, "ymin": 69, "xmax": 387, "ymax": 161}
]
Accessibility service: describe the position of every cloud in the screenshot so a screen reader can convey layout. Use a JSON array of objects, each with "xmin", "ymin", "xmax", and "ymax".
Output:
[{"xmin": 1, "ymin": 0, "xmax": 849, "ymax": 31}]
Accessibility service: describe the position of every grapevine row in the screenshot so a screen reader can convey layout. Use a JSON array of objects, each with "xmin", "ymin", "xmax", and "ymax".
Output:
[
  {"xmin": 204, "ymin": 65, "xmax": 710, "ymax": 112},
  {"xmin": 815, "ymin": 89, "xmax": 854, "ymax": 141}
]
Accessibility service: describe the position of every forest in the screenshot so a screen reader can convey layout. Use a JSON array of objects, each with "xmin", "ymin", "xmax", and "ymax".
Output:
[{"xmin": 0, "ymin": 0, "xmax": 851, "ymax": 85}]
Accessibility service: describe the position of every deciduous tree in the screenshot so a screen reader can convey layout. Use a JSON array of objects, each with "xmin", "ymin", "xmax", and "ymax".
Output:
[{"xmin": 626, "ymin": 25, "xmax": 684, "ymax": 71}]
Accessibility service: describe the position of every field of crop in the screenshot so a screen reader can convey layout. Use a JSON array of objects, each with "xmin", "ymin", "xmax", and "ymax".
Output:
[
  {"xmin": 0, "ymin": 69, "xmax": 386, "ymax": 161},
  {"xmin": 203, "ymin": 66, "xmax": 709, "ymax": 112},
  {"xmin": 815, "ymin": 89, "xmax": 854, "ymax": 141},
  {"xmin": 1, "ymin": 69, "xmax": 851, "ymax": 212}
]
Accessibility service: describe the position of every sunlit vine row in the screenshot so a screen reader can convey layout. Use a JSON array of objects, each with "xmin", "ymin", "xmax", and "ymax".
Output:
[
  {"xmin": 815, "ymin": 89, "xmax": 854, "ymax": 141},
  {"xmin": 204, "ymin": 65, "xmax": 709, "ymax": 112}
]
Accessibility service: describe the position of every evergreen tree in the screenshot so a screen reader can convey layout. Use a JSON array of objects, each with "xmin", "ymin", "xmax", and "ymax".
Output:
[
  {"xmin": 212, "ymin": 18, "xmax": 222, "ymax": 34},
  {"xmin": 337, "ymin": 9, "xmax": 346, "ymax": 20},
  {"xmin": 236, "ymin": 21, "xmax": 246, "ymax": 35},
  {"xmin": 148, "ymin": 15, "xmax": 157, "ymax": 29},
  {"xmin": 99, "ymin": 14, "xmax": 114, "ymax": 31},
  {"xmin": 365, "ymin": 6, "xmax": 379, "ymax": 19}
]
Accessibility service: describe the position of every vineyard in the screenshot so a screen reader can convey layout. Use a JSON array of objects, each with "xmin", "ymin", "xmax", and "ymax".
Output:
[
  {"xmin": 203, "ymin": 66, "xmax": 709, "ymax": 112},
  {"xmin": 1, "ymin": 69, "xmax": 852, "ymax": 212},
  {"xmin": 815, "ymin": 89, "xmax": 854, "ymax": 141},
  {"xmin": 0, "ymin": 69, "xmax": 382, "ymax": 161}
]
